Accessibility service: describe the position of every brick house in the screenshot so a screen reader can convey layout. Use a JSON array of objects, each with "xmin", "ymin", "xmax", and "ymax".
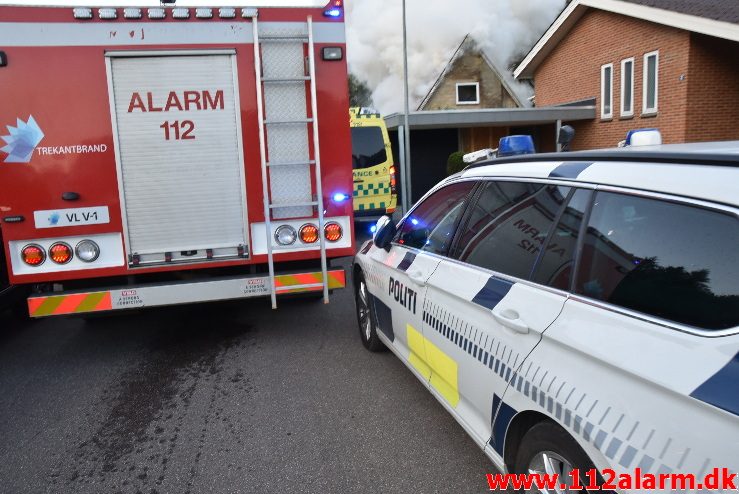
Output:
[{"xmin": 515, "ymin": 0, "xmax": 739, "ymax": 150}]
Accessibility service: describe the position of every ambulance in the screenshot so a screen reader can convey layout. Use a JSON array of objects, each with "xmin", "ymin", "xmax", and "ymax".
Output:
[
  {"xmin": 0, "ymin": 0, "xmax": 354, "ymax": 316},
  {"xmin": 349, "ymin": 107, "xmax": 397, "ymax": 220}
]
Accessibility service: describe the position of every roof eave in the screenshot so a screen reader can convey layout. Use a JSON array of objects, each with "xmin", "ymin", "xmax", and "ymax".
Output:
[
  {"xmin": 515, "ymin": 0, "xmax": 739, "ymax": 80},
  {"xmin": 383, "ymin": 106, "xmax": 596, "ymax": 131}
]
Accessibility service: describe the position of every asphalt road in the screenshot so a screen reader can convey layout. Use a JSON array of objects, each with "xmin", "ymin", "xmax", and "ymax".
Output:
[{"xmin": 0, "ymin": 234, "xmax": 496, "ymax": 494}]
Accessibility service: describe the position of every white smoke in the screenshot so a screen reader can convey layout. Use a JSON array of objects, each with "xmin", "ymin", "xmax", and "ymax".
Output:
[{"xmin": 346, "ymin": 0, "xmax": 566, "ymax": 114}]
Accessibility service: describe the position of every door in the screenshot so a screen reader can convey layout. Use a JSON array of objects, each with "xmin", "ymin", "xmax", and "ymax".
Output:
[
  {"xmin": 107, "ymin": 51, "xmax": 248, "ymax": 265},
  {"xmin": 509, "ymin": 190, "xmax": 739, "ymax": 484},
  {"xmin": 422, "ymin": 181, "xmax": 586, "ymax": 447},
  {"xmin": 365, "ymin": 180, "xmax": 476, "ymax": 377}
]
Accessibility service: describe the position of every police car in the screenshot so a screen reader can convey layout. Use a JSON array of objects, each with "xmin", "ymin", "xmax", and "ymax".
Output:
[{"xmin": 352, "ymin": 133, "xmax": 739, "ymax": 491}]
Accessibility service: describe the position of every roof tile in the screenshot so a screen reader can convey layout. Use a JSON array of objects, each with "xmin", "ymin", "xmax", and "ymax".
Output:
[{"xmin": 622, "ymin": 0, "xmax": 739, "ymax": 24}]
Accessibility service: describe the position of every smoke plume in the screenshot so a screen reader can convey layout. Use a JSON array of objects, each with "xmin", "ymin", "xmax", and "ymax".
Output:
[{"xmin": 346, "ymin": 0, "xmax": 566, "ymax": 114}]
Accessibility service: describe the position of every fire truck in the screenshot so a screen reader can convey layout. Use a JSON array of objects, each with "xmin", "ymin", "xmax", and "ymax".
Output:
[{"xmin": 0, "ymin": 0, "xmax": 354, "ymax": 317}]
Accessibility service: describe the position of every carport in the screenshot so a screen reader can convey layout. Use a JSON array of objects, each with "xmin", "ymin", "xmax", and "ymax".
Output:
[{"xmin": 384, "ymin": 105, "xmax": 595, "ymax": 203}]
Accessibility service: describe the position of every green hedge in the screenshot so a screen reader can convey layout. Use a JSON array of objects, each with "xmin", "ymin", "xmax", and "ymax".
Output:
[{"xmin": 447, "ymin": 151, "xmax": 466, "ymax": 176}]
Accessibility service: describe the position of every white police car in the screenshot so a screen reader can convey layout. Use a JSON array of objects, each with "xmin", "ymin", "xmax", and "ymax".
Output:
[{"xmin": 352, "ymin": 137, "xmax": 739, "ymax": 491}]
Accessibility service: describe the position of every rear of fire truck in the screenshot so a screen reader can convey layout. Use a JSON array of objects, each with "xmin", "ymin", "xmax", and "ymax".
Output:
[{"xmin": 0, "ymin": 0, "xmax": 354, "ymax": 317}]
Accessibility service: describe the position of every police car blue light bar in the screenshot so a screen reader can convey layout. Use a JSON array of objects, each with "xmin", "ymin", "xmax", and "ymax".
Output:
[
  {"xmin": 624, "ymin": 128, "xmax": 662, "ymax": 147},
  {"xmin": 498, "ymin": 135, "xmax": 535, "ymax": 157},
  {"xmin": 463, "ymin": 148, "xmax": 496, "ymax": 164}
]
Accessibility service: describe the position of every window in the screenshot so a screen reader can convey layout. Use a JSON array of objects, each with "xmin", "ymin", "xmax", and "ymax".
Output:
[
  {"xmin": 575, "ymin": 192, "xmax": 739, "ymax": 330},
  {"xmin": 620, "ymin": 58, "xmax": 634, "ymax": 117},
  {"xmin": 396, "ymin": 181, "xmax": 476, "ymax": 254},
  {"xmin": 456, "ymin": 82, "xmax": 480, "ymax": 105},
  {"xmin": 601, "ymin": 64, "xmax": 613, "ymax": 119},
  {"xmin": 453, "ymin": 181, "xmax": 571, "ymax": 279},
  {"xmin": 532, "ymin": 189, "xmax": 591, "ymax": 290},
  {"xmin": 643, "ymin": 51, "xmax": 659, "ymax": 114},
  {"xmin": 351, "ymin": 127, "xmax": 387, "ymax": 169}
]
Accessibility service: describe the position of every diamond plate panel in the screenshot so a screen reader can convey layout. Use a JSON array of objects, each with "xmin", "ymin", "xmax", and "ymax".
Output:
[
  {"xmin": 266, "ymin": 124, "xmax": 309, "ymax": 163},
  {"xmin": 264, "ymin": 83, "xmax": 307, "ymax": 122},
  {"xmin": 260, "ymin": 24, "xmax": 307, "ymax": 37},
  {"xmin": 259, "ymin": 22, "xmax": 313, "ymax": 219},
  {"xmin": 270, "ymin": 163, "xmax": 313, "ymax": 219},
  {"xmin": 266, "ymin": 124, "xmax": 312, "ymax": 219},
  {"xmin": 262, "ymin": 43, "xmax": 305, "ymax": 80}
]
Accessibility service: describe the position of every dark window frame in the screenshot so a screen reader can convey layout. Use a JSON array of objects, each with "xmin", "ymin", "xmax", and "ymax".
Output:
[
  {"xmin": 350, "ymin": 126, "xmax": 388, "ymax": 170},
  {"xmin": 569, "ymin": 187, "xmax": 739, "ymax": 333},
  {"xmin": 528, "ymin": 188, "xmax": 595, "ymax": 288},
  {"xmin": 447, "ymin": 179, "xmax": 574, "ymax": 281},
  {"xmin": 392, "ymin": 179, "xmax": 480, "ymax": 257},
  {"xmin": 397, "ymin": 175, "xmax": 739, "ymax": 335}
]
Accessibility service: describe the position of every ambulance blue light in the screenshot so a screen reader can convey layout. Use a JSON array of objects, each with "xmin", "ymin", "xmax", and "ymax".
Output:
[
  {"xmin": 411, "ymin": 218, "xmax": 419, "ymax": 226},
  {"xmin": 332, "ymin": 192, "xmax": 350, "ymax": 203},
  {"xmin": 370, "ymin": 225, "xmax": 378, "ymax": 234},
  {"xmin": 324, "ymin": 7, "xmax": 342, "ymax": 17},
  {"xmin": 498, "ymin": 135, "xmax": 535, "ymax": 157}
]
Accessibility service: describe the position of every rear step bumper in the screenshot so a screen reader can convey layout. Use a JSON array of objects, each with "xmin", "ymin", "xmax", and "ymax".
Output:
[{"xmin": 27, "ymin": 269, "xmax": 346, "ymax": 318}]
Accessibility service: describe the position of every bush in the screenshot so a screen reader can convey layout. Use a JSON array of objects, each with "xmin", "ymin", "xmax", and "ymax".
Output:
[{"xmin": 447, "ymin": 151, "xmax": 466, "ymax": 176}]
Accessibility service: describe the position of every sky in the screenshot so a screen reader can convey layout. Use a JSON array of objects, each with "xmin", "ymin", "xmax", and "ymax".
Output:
[
  {"xmin": 345, "ymin": 0, "xmax": 565, "ymax": 113},
  {"xmin": 1, "ymin": 0, "xmax": 566, "ymax": 113}
]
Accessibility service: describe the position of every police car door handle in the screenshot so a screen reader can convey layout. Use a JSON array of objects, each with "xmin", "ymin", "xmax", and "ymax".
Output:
[
  {"xmin": 491, "ymin": 308, "xmax": 529, "ymax": 334},
  {"xmin": 407, "ymin": 270, "xmax": 426, "ymax": 287}
]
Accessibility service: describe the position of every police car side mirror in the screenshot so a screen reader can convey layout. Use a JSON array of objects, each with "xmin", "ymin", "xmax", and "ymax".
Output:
[{"xmin": 373, "ymin": 215, "xmax": 396, "ymax": 252}]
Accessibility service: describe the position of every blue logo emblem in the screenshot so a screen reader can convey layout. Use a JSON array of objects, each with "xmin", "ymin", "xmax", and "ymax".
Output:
[
  {"xmin": 1, "ymin": 116, "xmax": 45, "ymax": 163},
  {"xmin": 48, "ymin": 213, "xmax": 60, "ymax": 226}
]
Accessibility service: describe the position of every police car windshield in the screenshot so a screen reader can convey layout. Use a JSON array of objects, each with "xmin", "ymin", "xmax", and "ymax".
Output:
[{"xmin": 351, "ymin": 127, "xmax": 387, "ymax": 169}]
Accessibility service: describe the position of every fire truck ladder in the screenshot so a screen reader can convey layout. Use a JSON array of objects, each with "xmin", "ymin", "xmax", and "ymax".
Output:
[{"xmin": 252, "ymin": 16, "xmax": 329, "ymax": 309}]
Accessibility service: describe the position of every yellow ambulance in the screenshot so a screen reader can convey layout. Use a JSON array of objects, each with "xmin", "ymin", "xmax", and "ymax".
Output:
[{"xmin": 350, "ymin": 107, "xmax": 397, "ymax": 218}]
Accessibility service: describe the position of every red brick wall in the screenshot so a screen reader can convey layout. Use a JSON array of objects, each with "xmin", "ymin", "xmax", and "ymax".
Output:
[
  {"xmin": 534, "ymin": 9, "xmax": 692, "ymax": 150},
  {"xmin": 685, "ymin": 33, "xmax": 739, "ymax": 142}
]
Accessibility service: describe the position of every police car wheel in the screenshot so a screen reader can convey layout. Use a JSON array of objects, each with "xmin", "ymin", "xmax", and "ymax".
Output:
[
  {"xmin": 355, "ymin": 274, "xmax": 384, "ymax": 352},
  {"xmin": 513, "ymin": 421, "xmax": 601, "ymax": 494}
]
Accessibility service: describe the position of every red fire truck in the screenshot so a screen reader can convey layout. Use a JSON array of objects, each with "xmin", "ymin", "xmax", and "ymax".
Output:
[{"xmin": 0, "ymin": 0, "xmax": 354, "ymax": 317}]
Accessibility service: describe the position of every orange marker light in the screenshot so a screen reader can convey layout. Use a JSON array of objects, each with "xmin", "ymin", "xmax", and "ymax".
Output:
[
  {"xmin": 21, "ymin": 244, "xmax": 45, "ymax": 266},
  {"xmin": 324, "ymin": 222, "xmax": 343, "ymax": 242},
  {"xmin": 300, "ymin": 224, "xmax": 319, "ymax": 244},
  {"xmin": 49, "ymin": 242, "xmax": 73, "ymax": 264}
]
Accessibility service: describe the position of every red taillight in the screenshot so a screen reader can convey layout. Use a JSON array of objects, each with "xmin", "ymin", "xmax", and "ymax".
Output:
[
  {"xmin": 49, "ymin": 242, "xmax": 73, "ymax": 264},
  {"xmin": 300, "ymin": 224, "xmax": 319, "ymax": 244},
  {"xmin": 389, "ymin": 165, "xmax": 397, "ymax": 192},
  {"xmin": 21, "ymin": 244, "xmax": 46, "ymax": 266},
  {"xmin": 324, "ymin": 222, "xmax": 343, "ymax": 242}
]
